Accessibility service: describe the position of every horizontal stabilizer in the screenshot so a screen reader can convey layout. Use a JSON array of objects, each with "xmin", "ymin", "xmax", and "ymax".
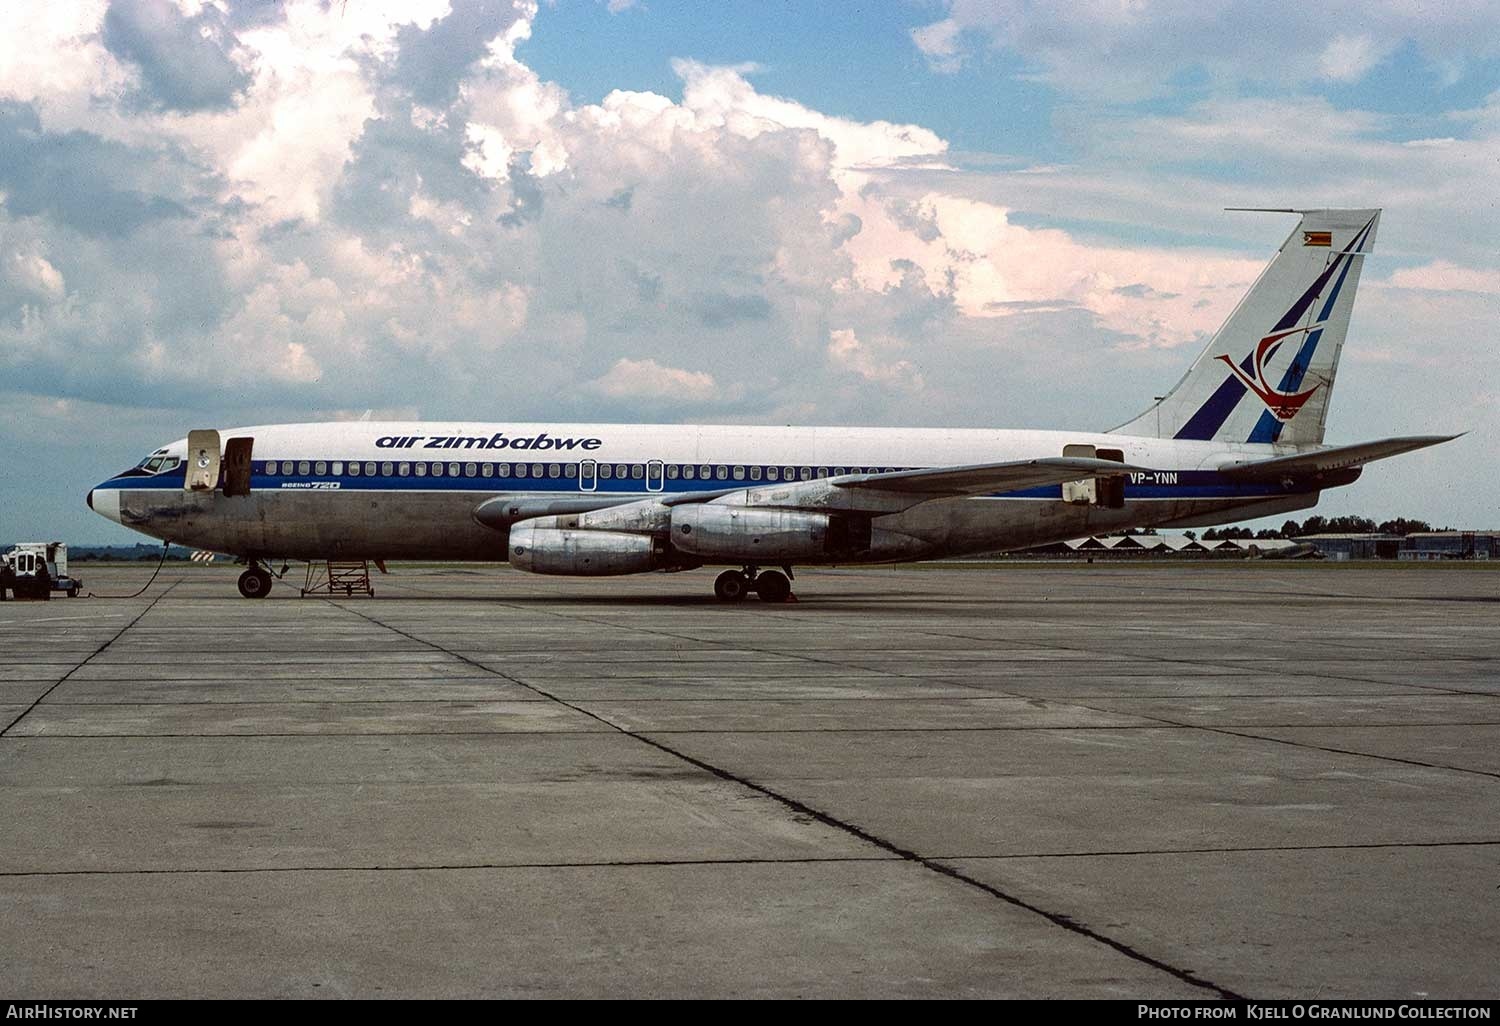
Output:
[
  {"xmin": 838, "ymin": 457, "xmax": 1150, "ymax": 495},
  {"xmin": 1218, "ymin": 435, "xmax": 1460, "ymax": 480}
]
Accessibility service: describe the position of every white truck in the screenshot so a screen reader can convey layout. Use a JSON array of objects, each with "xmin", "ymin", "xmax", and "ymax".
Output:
[{"xmin": 0, "ymin": 542, "xmax": 82, "ymax": 600}]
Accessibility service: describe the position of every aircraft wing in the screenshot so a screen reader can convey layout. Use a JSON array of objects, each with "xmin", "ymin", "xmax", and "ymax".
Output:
[
  {"xmin": 701, "ymin": 456, "xmax": 1152, "ymax": 517},
  {"xmin": 829, "ymin": 457, "xmax": 1148, "ymax": 496},
  {"xmin": 1217, "ymin": 435, "xmax": 1459, "ymax": 481},
  {"xmin": 474, "ymin": 457, "xmax": 1149, "ymax": 530}
]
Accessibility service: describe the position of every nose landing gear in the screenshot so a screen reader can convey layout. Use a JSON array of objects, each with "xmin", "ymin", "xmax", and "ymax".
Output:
[{"xmin": 713, "ymin": 566, "xmax": 793, "ymax": 604}]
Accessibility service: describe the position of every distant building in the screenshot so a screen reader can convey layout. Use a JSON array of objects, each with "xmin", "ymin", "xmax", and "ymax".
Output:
[
  {"xmin": 1297, "ymin": 533, "xmax": 1402, "ymax": 560},
  {"xmin": 1399, "ymin": 532, "xmax": 1500, "ymax": 560},
  {"xmin": 1020, "ymin": 535, "xmax": 1290, "ymax": 558}
]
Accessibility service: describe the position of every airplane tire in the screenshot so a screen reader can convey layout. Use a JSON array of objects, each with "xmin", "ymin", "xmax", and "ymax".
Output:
[
  {"xmin": 755, "ymin": 570, "xmax": 791, "ymax": 603},
  {"xmin": 237, "ymin": 569, "xmax": 273, "ymax": 599},
  {"xmin": 713, "ymin": 570, "xmax": 748, "ymax": 602}
]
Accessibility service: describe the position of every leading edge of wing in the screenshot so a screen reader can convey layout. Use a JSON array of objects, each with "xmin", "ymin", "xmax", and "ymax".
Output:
[{"xmin": 836, "ymin": 456, "xmax": 1152, "ymax": 496}]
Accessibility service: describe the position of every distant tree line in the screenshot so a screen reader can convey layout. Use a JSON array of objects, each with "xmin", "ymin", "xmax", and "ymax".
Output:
[{"xmin": 1196, "ymin": 516, "xmax": 1448, "ymax": 541}]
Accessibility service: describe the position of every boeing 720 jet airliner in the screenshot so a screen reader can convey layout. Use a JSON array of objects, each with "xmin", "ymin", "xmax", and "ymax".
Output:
[{"xmin": 88, "ymin": 208, "xmax": 1455, "ymax": 601}]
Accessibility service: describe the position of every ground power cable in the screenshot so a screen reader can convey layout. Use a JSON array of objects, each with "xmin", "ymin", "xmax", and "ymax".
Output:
[{"xmin": 83, "ymin": 540, "xmax": 174, "ymax": 599}]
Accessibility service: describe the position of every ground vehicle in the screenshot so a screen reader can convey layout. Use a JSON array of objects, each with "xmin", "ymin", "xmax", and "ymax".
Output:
[{"xmin": 0, "ymin": 543, "xmax": 81, "ymax": 600}]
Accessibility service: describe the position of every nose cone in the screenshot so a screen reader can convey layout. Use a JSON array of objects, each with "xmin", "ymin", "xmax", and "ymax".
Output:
[
  {"xmin": 89, "ymin": 485, "xmax": 122, "ymax": 524},
  {"xmin": 86, "ymin": 489, "xmax": 93, "ymax": 510}
]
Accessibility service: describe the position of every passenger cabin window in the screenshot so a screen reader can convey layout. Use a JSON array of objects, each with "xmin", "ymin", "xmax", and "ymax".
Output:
[
  {"xmin": 299, "ymin": 461, "xmax": 311, "ymax": 475},
  {"xmin": 667, "ymin": 465, "xmax": 679, "ymax": 480},
  {"xmin": 516, "ymin": 464, "xmax": 528, "ymax": 478},
  {"xmin": 415, "ymin": 462, "xmax": 428, "ymax": 476},
  {"xmin": 431, "ymin": 463, "xmax": 442, "ymax": 476},
  {"xmin": 533, "ymin": 464, "xmax": 544, "ymax": 478},
  {"xmin": 264, "ymin": 461, "xmax": 278, "ymax": 475},
  {"xmin": 398, "ymin": 462, "xmax": 410, "ymax": 476},
  {"xmin": 766, "ymin": 467, "xmax": 778, "ymax": 481},
  {"xmin": 315, "ymin": 461, "xmax": 327, "ymax": 475},
  {"xmin": 564, "ymin": 464, "xmax": 577, "ymax": 479},
  {"xmin": 498, "ymin": 463, "xmax": 511, "ymax": 476},
  {"xmin": 683, "ymin": 466, "xmax": 696, "ymax": 480},
  {"xmin": 733, "ymin": 466, "xmax": 745, "ymax": 480},
  {"xmin": 715, "ymin": 466, "xmax": 728, "ymax": 480},
  {"xmin": 481, "ymin": 463, "xmax": 493, "ymax": 478},
  {"xmin": 332, "ymin": 462, "xmax": 343, "ymax": 475},
  {"xmin": 465, "ymin": 462, "xmax": 477, "ymax": 477},
  {"xmin": 348, "ymin": 462, "xmax": 360, "ymax": 477},
  {"xmin": 599, "ymin": 464, "xmax": 612, "ymax": 479},
  {"xmin": 548, "ymin": 463, "xmax": 560, "ymax": 478},
  {"xmin": 382, "ymin": 461, "xmax": 394, "ymax": 476}
]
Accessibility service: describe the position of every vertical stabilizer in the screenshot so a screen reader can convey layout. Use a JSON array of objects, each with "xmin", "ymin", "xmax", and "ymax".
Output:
[{"xmin": 1111, "ymin": 209, "xmax": 1379, "ymax": 446}]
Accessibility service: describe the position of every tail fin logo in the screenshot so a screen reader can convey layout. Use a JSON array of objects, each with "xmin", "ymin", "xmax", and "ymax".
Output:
[{"xmin": 1214, "ymin": 326, "xmax": 1322, "ymax": 421}]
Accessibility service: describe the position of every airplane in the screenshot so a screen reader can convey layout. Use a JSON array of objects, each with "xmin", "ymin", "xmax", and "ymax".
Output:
[{"xmin": 87, "ymin": 207, "xmax": 1456, "ymax": 602}]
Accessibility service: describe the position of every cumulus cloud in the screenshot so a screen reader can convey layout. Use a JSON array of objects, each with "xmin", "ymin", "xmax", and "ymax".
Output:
[
  {"xmin": 1382, "ymin": 261, "xmax": 1500, "ymax": 295},
  {"xmin": 590, "ymin": 358, "xmax": 719, "ymax": 402},
  {"xmin": 827, "ymin": 329, "xmax": 924, "ymax": 392},
  {"xmin": 1318, "ymin": 35, "xmax": 1386, "ymax": 82},
  {"xmin": 910, "ymin": 1, "xmax": 1500, "ymax": 97},
  {"xmin": 102, "ymin": 0, "xmax": 251, "ymax": 112}
]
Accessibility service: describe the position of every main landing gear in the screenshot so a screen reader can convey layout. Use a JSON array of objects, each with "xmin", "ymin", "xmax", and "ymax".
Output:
[
  {"xmin": 713, "ymin": 566, "xmax": 793, "ymax": 604},
  {"xmin": 237, "ymin": 563, "xmax": 273, "ymax": 599}
]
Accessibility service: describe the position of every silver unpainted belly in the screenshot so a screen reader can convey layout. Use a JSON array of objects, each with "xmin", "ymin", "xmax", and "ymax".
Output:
[
  {"xmin": 117, "ymin": 489, "xmax": 510, "ymax": 561},
  {"xmin": 112, "ymin": 487, "xmax": 1308, "ymax": 563}
]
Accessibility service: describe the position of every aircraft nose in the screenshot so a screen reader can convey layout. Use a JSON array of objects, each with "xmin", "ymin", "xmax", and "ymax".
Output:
[{"xmin": 89, "ymin": 486, "xmax": 121, "ymax": 524}]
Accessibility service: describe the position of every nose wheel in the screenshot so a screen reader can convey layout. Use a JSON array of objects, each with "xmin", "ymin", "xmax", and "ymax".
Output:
[
  {"xmin": 237, "ymin": 566, "xmax": 273, "ymax": 599},
  {"xmin": 713, "ymin": 567, "xmax": 793, "ymax": 603}
]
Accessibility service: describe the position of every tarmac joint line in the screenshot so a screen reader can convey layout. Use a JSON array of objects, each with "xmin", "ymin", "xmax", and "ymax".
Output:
[
  {"xmin": 0, "ymin": 582, "xmax": 178, "ymax": 737},
  {"xmin": 330, "ymin": 598, "xmax": 1247, "ymax": 1001}
]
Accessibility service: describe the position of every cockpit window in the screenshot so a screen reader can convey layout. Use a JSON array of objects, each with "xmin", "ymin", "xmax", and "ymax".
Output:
[{"xmin": 135, "ymin": 454, "xmax": 182, "ymax": 475}]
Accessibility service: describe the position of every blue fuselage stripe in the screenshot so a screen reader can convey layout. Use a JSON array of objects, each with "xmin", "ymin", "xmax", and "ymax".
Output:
[{"xmin": 98, "ymin": 466, "xmax": 1296, "ymax": 503}]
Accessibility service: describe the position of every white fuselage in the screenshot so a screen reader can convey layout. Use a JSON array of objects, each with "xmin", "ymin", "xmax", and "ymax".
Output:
[{"xmin": 88, "ymin": 421, "xmax": 1330, "ymax": 564}]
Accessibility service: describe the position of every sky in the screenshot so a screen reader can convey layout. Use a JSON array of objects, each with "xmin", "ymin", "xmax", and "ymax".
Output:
[{"xmin": 2, "ymin": 0, "xmax": 1498, "ymax": 543}]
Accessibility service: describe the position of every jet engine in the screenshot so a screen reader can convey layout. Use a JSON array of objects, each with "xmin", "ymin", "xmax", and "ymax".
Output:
[
  {"xmin": 508, "ymin": 521, "xmax": 668, "ymax": 576},
  {"xmin": 668, "ymin": 505, "xmax": 937, "ymax": 561},
  {"xmin": 671, "ymin": 505, "xmax": 841, "ymax": 560}
]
